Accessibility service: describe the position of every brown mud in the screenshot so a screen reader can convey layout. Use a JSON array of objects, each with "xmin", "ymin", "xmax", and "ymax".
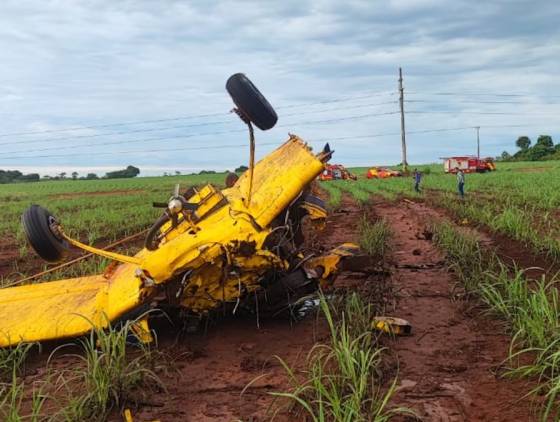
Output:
[{"xmin": 375, "ymin": 198, "xmax": 538, "ymax": 421}]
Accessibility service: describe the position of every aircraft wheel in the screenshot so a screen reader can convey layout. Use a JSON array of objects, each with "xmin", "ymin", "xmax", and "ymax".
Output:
[
  {"xmin": 226, "ymin": 73, "xmax": 278, "ymax": 130},
  {"xmin": 145, "ymin": 214, "xmax": 170, "ymax": 251},
  {"xmin": 22, "ymin": 205, "xmax": 69, "ymax": 263}
]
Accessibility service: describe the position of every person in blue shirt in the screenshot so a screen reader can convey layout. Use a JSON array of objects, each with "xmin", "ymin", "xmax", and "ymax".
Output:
[{"xmin": 413, "ymin": 168, "xmax": 422, "ymax": 193}]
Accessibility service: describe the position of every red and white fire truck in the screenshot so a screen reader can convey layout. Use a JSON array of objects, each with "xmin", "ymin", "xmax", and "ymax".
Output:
[{"xmin": 442, "ymin": 156, "xmax": 496, "ymax": 174}]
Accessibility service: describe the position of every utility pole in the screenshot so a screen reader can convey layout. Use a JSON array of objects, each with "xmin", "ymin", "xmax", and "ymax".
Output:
[
  {"xmin": 398, "ymin": 67, "xmax": 408, "ymax": 173},
  {"xmin": 475, "ymin": 126, "xmax": 480, "ymax": 159}
]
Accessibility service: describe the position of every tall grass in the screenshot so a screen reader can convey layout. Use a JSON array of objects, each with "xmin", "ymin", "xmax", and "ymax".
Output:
[
  {"xmin": 0, "ymin": 372, "xmax": 47, "ymax": 422},
  {"xmin": 272, "ymin": 294, "xmax": 409, "ymax": 421},
  {"xmin": 431, "ymin": 221, "xmax": 560, "ymax": 420},
  {"xmin": 320, "ymin": 182, "xmax": 343, "ymax": 209},
  {"xmin": 0, "ymin": 342, "xmax": 36, "ymax": 381},
  {"xmin": 53, "ymin": 318, "xmax": 162, "ymax": 421},
  {"xmin": 358, "ymin": 217, "xmax": 392, "ymax": 260},
  {"xmin": 0, "ymin": 342, "xmax": 46, "ymax": 421}
]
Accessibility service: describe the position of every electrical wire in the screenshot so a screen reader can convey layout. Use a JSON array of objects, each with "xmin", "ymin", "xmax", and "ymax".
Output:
[
  {"xmin": 0, "ymin": 111, "xmax": 400, "ymax": 156},
  {"xmin": 408, "ymin": 91, "xmax": 560, "ymax": 98},
  {"xmin": 0, "ymin": 90, "xmax": 395, "ymax": 138},
  {"xmin": 405, "ymin": 99, "xmax": 560, "ymax": 105},
  {"xmin": 0, "ymin": 124, "xmax": 538, "ymax": 161},
  {"xmin": 0, "ymin": 100, "xmax": 398, "ymax": 148},
  {"xmin": 407, "ymin": 110, "xmax": 559, "ymax": 116}
]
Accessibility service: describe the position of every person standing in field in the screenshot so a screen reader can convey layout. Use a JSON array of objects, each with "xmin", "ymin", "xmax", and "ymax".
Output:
[
  {"xmin": 413, "ymin": 168, "xmax": 422, "ymax": 193},
  {"xmin": 455, "ymin": 167, "xmax": 465, "ymax": 199}
]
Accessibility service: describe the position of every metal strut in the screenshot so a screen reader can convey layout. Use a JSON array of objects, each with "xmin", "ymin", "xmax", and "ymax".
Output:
[
  {"xmin": 247, "ymin": 121, "xmax": 255, "ymax": 207},
  {"xmin": 231, "ymin": 107, "xmax": 255, "ymax": 208}
]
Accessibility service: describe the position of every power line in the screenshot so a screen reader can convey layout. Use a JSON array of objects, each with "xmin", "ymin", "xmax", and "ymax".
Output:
[
  {"xmin": 405, "ymin": 99, "xmax": 560, "ymax": 105},
  {"xmin": 277, "ymin": 91, "xmax": 395, "ymax": 109},
  {"xmin": 0, "ymin": 90, "xmax": 395, "ymax": 138},
  {"xmin": 409, "ymin": 91, "xmax": 560, "ymax": 98},
  {"xmin": 0, "ymin": 111, "xmax": 400, "ymax": 156},
  {"xmin": 0, "ymin": 112, "xmax": 227, "ymax": 138},
  {"xmin": 0, "ymin": 123, "xmax": 538, "ymax": 161},
  {"xmin": 407, "ymin": 110, "xmax": 559, "ymax": 116},
  {"xmin": 0, "ymin": 100, "xmax": 398, "ymax": 148}
]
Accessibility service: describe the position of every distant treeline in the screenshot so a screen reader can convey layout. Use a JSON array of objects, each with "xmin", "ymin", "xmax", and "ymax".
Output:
[
  {"xmin": 0, "ymin": 165, "xmax": 140, "ymax": 184},
  {"xmin": 500, "ymin": 135, "xmax": 560, "ymax": 162},
  {"xmin": 162, "ymin": 165, "xmax": 249, "ymax": 177}
]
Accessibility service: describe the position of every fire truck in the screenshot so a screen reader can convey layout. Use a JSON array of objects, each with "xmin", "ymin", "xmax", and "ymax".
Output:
[{"xmin": 443, "ymin": 156, "xmax": 496, "ymax": 174}]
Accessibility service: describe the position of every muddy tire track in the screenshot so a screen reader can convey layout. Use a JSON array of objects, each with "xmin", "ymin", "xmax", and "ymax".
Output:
[{"xmin": 374, "ymin": 199, "xmax": 537, "ymax": 421}]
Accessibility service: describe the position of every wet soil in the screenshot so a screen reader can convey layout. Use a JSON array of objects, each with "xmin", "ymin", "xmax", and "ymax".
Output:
[{"xmin": 374, "ymin": 198, "xmax": 538, "ymax": 421}]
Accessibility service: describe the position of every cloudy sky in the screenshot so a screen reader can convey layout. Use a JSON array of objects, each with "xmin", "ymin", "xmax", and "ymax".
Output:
[{"xmin": 0, "ymin": 0, "xmax": 559, "ymax": 176}]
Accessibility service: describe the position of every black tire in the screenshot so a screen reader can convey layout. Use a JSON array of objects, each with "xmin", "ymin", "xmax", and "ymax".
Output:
[
  {"xmin": 226, "ymin": 73, "xmax": 278, "ymax": 130},
  {"xmin": 145, "ymin": 214, "xmax": 171, "ymax": 251},
  {"xmin": 22, "ymin": 205, "xmax": 69, "ymax": 263}
]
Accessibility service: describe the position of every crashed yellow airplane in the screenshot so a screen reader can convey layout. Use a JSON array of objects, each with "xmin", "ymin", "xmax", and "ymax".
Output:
[{"xmin": 0, "ymin": 74, "xmax": 361, "ymax": 347}]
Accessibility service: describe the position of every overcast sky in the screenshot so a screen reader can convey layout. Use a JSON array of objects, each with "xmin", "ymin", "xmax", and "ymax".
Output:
[{"xmin": 0, "ymin": 0, "xmax": 559, "ymax": 176}]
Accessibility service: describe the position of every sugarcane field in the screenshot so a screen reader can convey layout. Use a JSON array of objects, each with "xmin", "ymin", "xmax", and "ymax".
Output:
[{"xmin": 1, "ymin": 2, "xmax": 559, "ymax": 421}]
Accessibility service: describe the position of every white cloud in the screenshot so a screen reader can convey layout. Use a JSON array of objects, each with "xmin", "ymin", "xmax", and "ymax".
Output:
[{"xmin": 0, "ymin": 0, "xmax": 557, "ymax": 173}]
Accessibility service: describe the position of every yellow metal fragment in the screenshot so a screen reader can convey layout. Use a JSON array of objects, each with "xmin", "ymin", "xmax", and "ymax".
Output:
[
  {"xmin": 130, "ymin": 316, "xmax": 154, "ymax": 344},
  {"xmin": 372, "ymin": 316, "xmax": 412, "ymax": 336}
]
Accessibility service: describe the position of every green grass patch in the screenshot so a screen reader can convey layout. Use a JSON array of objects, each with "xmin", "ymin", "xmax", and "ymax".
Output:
[
  {"xmin": 52, "ymin": 317, "xmax": 163, "ymax": 421},
  {"xmin": 271, "ymin": 293, "xmax": 410, "ymax": 421},
  {"xmin": 359, "ymin": 217, "xmax": 392, "ymax": 260}
]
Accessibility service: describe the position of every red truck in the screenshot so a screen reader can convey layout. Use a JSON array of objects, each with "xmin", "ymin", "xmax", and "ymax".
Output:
[{"xmin": 443, "ymin": 156, "xmax": 496, "ymax": 174}]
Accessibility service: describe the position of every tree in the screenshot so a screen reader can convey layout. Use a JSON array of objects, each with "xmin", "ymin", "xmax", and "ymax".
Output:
[
  {"xmin": 235, "ymin": 165, "xmax": 248, "ymax": 173},
  {"xmin": 85, "ymin": 173, "xmax": 98, "ymax": 180},
  {"xmin": 527, "ymin": 144, "xmax": 550, "ymax": 161},
  {"xmin": 18, "ymin": 173, "xmax": 40, "ymax": 182},
  {"xmin": 105, "ymin": 165, "xmax": 140, "ymax": 179},
  {"xmin": 536, "ymin": 135, "xmax": 554, "ymax": 150},
  {"xmin": 500, "ymin": 151, "xmax": 512, "ymax": 161},
  {"xmin": 175, "ymin": 171, "xmax": 181, "ymax": 175},
  {"xmin": 59, "ymin": 172, "xmax": 67, "ymax": 179},
  {"xmin": 71, "ymin": 171, "xmax": 78, "ymax": 180},
  {"xmin": 515, "ymin": 136, "xmax": 531, "ymax": 150}
]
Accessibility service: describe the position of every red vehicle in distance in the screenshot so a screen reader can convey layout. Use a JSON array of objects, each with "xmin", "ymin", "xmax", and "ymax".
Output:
[
  {"xmin": 442, "ymin": 156, "xmax": 496, "ymax": 174},
  {"xmin": 319, "ymin": 164, "xmax": 357, "ymax": 181}
]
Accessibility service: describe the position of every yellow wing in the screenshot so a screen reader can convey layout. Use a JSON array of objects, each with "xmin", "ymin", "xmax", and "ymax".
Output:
[{"xmin": 0, "ymin": 263, "xmax": 145, "ymax": 347}]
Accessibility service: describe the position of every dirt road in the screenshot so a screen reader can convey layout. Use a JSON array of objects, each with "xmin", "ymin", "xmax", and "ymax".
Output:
[{"xmin": 375, "ymin": 199, "xmax": 536, "ymax": 421}]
